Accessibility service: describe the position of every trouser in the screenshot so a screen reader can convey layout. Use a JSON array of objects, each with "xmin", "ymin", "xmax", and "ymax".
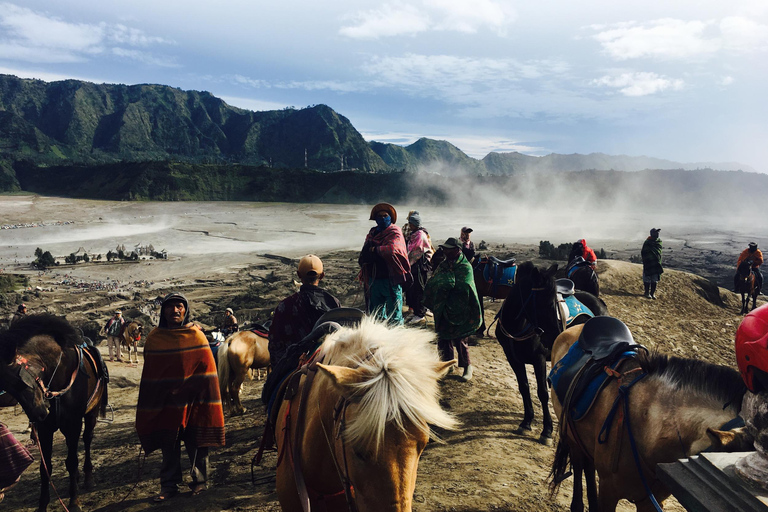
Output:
[
  {"xmin": 438, "ymin": 337, "xmax": 471, "ymax": 368},
  {"xmin": 405, "ymin": 268, "xmax": 427, "ymax": 317},
  {"xmin": 160, "ymin": 433, "xmax": 209, "ymax": 493},
  {"xmin": 107, "ymin": 335, "xmax": 122, "ymax": 361},
  {"xmin": 368, "ymin": 279, "xmax": 404, "ymax": 325},
  {"xmin": 643, "ymin": 282, "xmax": 658, "ymax": 297}
]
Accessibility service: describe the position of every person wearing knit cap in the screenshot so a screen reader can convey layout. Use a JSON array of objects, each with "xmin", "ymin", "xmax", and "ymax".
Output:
[
  {"xmin": 136, "ymin": 292, "xmax": 225, "ymax": 502},
  {"xmin": 404, "ymin": 210, "xmax": 433, "ymax": 324},
  {"xmin": 358, "ymin": 203, "xmax": 411, "ymax": 325}
]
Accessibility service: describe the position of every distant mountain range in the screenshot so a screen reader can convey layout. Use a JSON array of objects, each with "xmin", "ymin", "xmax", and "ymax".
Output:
[{"xmin": 0, "ymin": 74, "xmax": 757, "ymax": 194}]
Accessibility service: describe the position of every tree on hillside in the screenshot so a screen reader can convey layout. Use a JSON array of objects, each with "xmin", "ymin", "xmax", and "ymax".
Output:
[
  {"xmin": 65, "ymin": 253, "xmax": 77, "ymax": 265},
  {"xmin": 33, "ymin": 248, "xmax": 56, "ymax": 269},
  {"xmin": 106, "ymin": 250, "xmax": 115, "ymax": 262}
]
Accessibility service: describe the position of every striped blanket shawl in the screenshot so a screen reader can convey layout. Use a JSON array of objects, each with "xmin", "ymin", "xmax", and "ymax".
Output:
[
  {"xmin": 0, "ymin": 422, "xmax": 33, "ymax": 489},
  {"xmin": 135, "ymin": 326, "xmax": 225, "ymax": 453},
  {"xmin": 361, "ymin": 224, "xmax": 411, "ymax": 286}
]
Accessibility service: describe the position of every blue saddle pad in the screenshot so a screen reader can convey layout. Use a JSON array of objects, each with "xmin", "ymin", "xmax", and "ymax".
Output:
[
  {"xmin": 483, "ymin": 263, "xmax": 517, "ymax": 287},
  {"xmin": 563, "ymin": 295, "xmax": 594, "ymax": 327},
  {"xmin": 549, "ymin": 342, "xmax": 635, "ymax": 420}
]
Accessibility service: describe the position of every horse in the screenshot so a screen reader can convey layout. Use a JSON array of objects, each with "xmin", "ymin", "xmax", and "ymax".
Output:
[
  {"xmin": 549, "ymin": 321, "xmax": 747, "ymax": 512},
  {"xmin": 120, "ymin": 321, "xmax": 143, "ymax": 364},
  {"xmin": 473, "ymin": 255, "xmax": 516, "ymax": 336},
  {"xmin": 736, "ymin": 260, "xmax": 759, "ymax": 314},
  {"xmin": 275, "ymin": 317, "xmax": 456, "ymax": 511},
  {"xmin": 494, "ymin": 261, "xmax": 608, "ymax": 445},
  {"xmin": 217, "ymin": 329, "xmax": 270, "ymax": 415},
  {"xmin": 565, "ymin": 257, "xmax": 600, "ymax": 297},
  {"xmin": 0, "ymin": 314, "xmax": 108, "ymax": 512}
]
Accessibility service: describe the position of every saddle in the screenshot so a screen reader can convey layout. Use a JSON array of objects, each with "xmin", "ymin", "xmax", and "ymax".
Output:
[
  {"xmin": 566, "ymin": 256, "xmax": 593, "ymax": 278},
  {"xmin": 249, "ymin": 322, "xmax": 270, "ymax": 338},
  {"xmin": 478, "ymin": 255, "xmax": 517, "ymax": 291},
  {"xmin": 556, "ymin": 278, "xmax": 575, "ymax": 296},
  {"xmin": 549, "ymin": 317, "xmax": 644, "ymax": 421},
  {"xmin": 555, "ymin": 279, "xmax": 594, "ymax": 331}
]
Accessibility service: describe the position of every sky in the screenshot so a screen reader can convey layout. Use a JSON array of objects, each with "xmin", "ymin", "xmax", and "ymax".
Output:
[{"xmin": 1, "ymin": 1, "xmax": 767, "ymax": 171}]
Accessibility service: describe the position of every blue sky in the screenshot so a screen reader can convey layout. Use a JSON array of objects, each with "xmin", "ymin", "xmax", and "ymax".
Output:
[{"xmin": 1, "ymin": 1, "xmax": 767, "ymax": 171}]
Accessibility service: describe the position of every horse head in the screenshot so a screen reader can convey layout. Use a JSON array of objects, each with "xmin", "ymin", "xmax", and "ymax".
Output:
[
  {"xmin": 278, "ymin": 318, "xmax": 457, "ymax": 511},
  {"xmin": 499, "ymin": 261, "xmax": 561, "ymax": 349},
  {"xmin": 0, "ymin": 314, "xmax": 80, "ymax": 423}
]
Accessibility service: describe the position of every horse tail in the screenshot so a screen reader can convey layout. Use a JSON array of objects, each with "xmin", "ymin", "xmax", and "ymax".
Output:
[
  {"xmin": 548, "ymin": 436, "xmax": 571, "ymax": 497},
  {"xmin": 218, "ymin": 338, "xmax": 231, "ymax": 403}
]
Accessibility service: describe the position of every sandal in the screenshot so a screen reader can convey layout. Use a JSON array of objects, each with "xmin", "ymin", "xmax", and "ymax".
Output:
[{"xmin": 153, "ymin": 490, "xmax": 178, "ymax": 503}]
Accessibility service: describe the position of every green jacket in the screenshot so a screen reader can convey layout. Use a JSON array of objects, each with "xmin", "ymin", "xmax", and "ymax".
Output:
[
  {"xmin": 641, "ymin": 237, "xmax": 663, "ymax": 275},
  {"xmin": 424, "ymin": 253, "xmax": 482, "ymax": 339}
]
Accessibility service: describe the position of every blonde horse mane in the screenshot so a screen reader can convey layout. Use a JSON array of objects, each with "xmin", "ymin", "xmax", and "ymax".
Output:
[{"xmin": 319, "ymin": 317, "xmax": 457, "ymax": 452}]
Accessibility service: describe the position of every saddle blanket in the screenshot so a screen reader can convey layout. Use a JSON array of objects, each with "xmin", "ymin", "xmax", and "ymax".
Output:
[
  {"xmin": 561, "ymin": 294, "xmax": 594, "ymax": 328},
  {"xmin": 483, "ymin": 263, "xmax": 517, "ymax": 287},
  {"xmin": 567, "ymin": 261, "xmax": 592, "ymax": 279},
  {"xmin": 549, "ymin": 341, "xmax": 635, "ymax": 421}
]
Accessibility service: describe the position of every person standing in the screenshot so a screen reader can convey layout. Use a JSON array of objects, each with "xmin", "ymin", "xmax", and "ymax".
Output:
[
  {"xmin": 104, "ymin": 310, "xmax": 125, "ymax": 362},
  {"xmin": 10, "ymin": 304, "xmax": 27, "ymax": 326},
  {"xmin": 358, "ymin": 203, "xmax": 411, "ymax": 325},
  {"xmin": 135, "ymin": 293, "xmax": 225, "ymax": 503},
  {"xmin": 734, "ymin": 242, "xmax": 764, "ymax": 294},
  {"xmin": 424, "ymin": 237, "xmax": 482, "ymax": 381},
  {"xmin": 267, "ymin": 254, "xmax": 341, "ymax": 365},
  {"xmin": 459, "ymin": 227, "xmax": 476, "ymax": 263},
  {"xmin": 641, "ymin": 228, "xmax": 663, "ymax": 299},
  {"xmin": 405, "ymin": 211, "xmax": 433, "ymax": 324}
]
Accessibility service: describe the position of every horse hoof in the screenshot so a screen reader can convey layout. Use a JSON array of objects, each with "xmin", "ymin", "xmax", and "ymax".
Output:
[
  {"xmin": 84, "ymin": 477, "xmax": 95, "ymax": 490},
  {"xmin": 539, "ymin": 435, "xmax": 554, "ymax": 446},
  {"xmin": 515, "ymin": 425, "xmax": 533, "ymax": 435}
]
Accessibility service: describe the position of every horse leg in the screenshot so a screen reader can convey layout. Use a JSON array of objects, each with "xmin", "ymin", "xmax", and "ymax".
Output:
[
  {"xmin": 533, "ymin": 356, "xmax": 553, "ymax": 445},
  {"xmin": 82, "ymin": 411, "xmax": 97, "ymax": 490},
  {"xmin": 64, "ymin": 419, "xmax": 85, "ymax": 512},
  {"xmin": 232, "ymin": 368, "xmax": 247, "ymax": 415},
  {"xmin": 477, "ymin": 295, "xmax": 487, "ymax": 336},
  {"xmin": 498, "ymin": 339, "xmax": 535, "ymax": 432},
  {"xmin": 36, "ymin": 425, "xmax": 54, "ymax": 512},
  {"xmin": 584, "ymin": 459, "xmax": 598, "ymax": 512},
  {"xmin": 570, "ymin": 459, "xmax": 584, "ymax": 512}
]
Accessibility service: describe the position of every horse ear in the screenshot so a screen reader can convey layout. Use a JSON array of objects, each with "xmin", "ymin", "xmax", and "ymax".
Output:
[
  {"xmin": 435, "ymin": 359, "xmax": 457, "ymax": 378},
  {"xmin": 545, "ymin": 264, "xmax": 558, "ymax": 278},
  {"xmin": 706, "ymin": 426, "xmax": 754, "ymax": 452},
  {"xmin": 317, "ymin": 363, "xmax": 366, "ymax": 393}
]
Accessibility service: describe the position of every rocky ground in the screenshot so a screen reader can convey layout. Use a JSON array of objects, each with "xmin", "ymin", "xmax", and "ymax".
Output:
[{"xmin": 1, "ymin": 243, "xmax": 763, "ymax": 512}]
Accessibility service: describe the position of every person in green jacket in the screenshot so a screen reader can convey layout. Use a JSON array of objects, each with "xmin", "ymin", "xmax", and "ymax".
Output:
[
  {"xmin": 424, "ymin": 237, "xmax": 482, "ymax": 381},
  {"xmin": 641, "ymin": 228, "xmax": 663, "ymax": 299}
]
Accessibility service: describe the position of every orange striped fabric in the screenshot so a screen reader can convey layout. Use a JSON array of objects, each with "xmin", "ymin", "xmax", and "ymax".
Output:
[{"xmin": 135, "ymin": 326, "xmax": 225, "ymax": 453}]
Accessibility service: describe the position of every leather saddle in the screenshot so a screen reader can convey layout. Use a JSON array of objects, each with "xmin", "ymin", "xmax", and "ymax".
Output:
[
  {"xmin": 250, "ymin": 322, "xmax": 271, "ymax": 338},
  {"xmin": 489, "ymin": 255, "xmax": 517, "ymax": 267},
  {"xmin": 550, "ymin": 317, "xmax": 644, "ymax": 421},
  {"xmin": 556, "ymin": 278, "xmax": 575, "ymax": 297}
]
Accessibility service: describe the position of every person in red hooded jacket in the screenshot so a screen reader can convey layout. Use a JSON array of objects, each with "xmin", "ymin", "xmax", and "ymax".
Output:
[{"xmin": 568, "ymin": 239, "xmax": 597, "ymax": 268}]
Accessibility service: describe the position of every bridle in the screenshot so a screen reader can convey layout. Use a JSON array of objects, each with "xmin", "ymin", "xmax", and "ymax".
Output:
[
  {"xmin": 14, "ymin": 346, "xmax": 82, "ymax": 402},
  {"xmin": 496, "ymin": 280, "xmax": 560, "ymax": 342}
]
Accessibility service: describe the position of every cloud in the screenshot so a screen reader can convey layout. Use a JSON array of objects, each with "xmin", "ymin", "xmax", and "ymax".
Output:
[
  {"xmin": 592, "ymin": 72, "xmax": 684, "ymax": 96},
  {"xmin": 339, "ymin": 0, "xmax": 515, "ymax": 39},
  {"xmin": 590, "ymin": 17, "xmax": 768, "ymax": 60},
  {"xmin": 0, "ymin": 3, "xmax": 173, "ymax": 65},
  {"xmin": 219, "ymin": 95, "xmax": 289, "ymax": 112},
  {"xmin": 719, "ymin": 75, "xmax": 734, "ymax": 86},
  {"xmin": 111, "ymin": 48, "xmax": 180, "ymax": 68}
]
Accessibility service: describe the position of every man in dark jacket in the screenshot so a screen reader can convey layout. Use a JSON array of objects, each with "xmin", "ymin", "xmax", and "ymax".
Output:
[
  {"xmin": 268, "ymin": 255, "xmax": 341, "ymax": 365},
  {"xmin": 641, "ymin": 228, "xmax": 663, "ymax": 299}
]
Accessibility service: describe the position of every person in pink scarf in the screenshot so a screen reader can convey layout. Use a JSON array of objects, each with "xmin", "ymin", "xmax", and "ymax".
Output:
[
  {"xmin": 404, "ymin": 211, "xmax": 433, "ymax": 324},
  {"xmin": 358, "ymin": 203, "xmax": 411, "ymax": 325}
]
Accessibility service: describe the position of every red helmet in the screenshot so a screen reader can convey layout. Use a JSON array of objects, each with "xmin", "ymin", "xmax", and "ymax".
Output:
[{"xmin": 735, "ymin": 303, "xmax": 768, "ymax": 392}]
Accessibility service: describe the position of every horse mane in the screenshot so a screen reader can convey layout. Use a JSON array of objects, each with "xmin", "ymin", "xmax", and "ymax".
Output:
[
  {"xmin": 319, "ymin": 317, "xmax": 457, "ymax": 453},
  {"xmin": 637, "ymin": 351, "xmax": 747, "ymax": 413},
  {"xmin": 0, "ymin": 314, "xmax": 81, "ymax": 363}
]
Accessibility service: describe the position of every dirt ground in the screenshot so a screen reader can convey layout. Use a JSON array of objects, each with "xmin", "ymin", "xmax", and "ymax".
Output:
[
  {"xmin": 1, "ymin": 196, "xmax": 765, "ymax": 511},
  {"xmin": 1, "ymin": 249, "xmax": 763, "ymax": 512}
]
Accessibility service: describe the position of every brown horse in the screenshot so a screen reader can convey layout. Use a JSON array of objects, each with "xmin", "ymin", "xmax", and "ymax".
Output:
[
  {"xmin": 549, "ymin": 321, "xmax": 746, "ymax": 512},
  {"xmin": 217, "ymin": 330, "xmax": 270, "ymax": 415},
  {"xmin": 0, "ymin": 314, "xmax": 108, "ymax": 512},
  {"xmin": 275, "ymin": 317, "xmax": 456, "ymax": 512},
  {"xmin": 120, "ymin": 321, "xmax": 143, "ymax": 364},
  {"xmin": 736, "ymin": 260, "xmax": 759, "ymax": 314}
]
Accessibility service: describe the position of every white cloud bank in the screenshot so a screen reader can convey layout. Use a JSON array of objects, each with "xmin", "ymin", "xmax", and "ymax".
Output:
[
  {"xmin": 592, "ymin": 72, "xmax": 684, "ymax": 97},
  {"xmin": 339, "ymin": 0, "xmax": 516, "ymax": 39},
  {"xmin": 591, "ymin": 17, "xmax": 768, "ymax": 60},
  {"xmin": 0, "ymin": 3, "xmax": 175, "ymax": 66}
]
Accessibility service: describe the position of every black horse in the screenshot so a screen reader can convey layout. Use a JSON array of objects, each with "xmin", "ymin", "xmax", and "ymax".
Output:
[
  {"xmin": 0, "ymin": 314, "xmax": 108, "ymax": 512},
  {"xmin": 736, "ymin": 260, "xmax": 760, "ymax": 314},
  {"xmin": 565, "ymin": 256, "xmax": 600, "ymax": 297},
  {"xmin": 495, "ymin": 262, "xmax": 607, "ymax": 445}
]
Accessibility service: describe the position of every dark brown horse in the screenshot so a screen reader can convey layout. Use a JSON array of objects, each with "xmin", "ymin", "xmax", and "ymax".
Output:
[
  {"xmin": 736, "ymin": 260, "xmax": 759, "ymax": 314},
  {"xmin": 0, "ymin": 314, "xmax": 108, "ymax": 512},
  {"xmin": 565, "ymin": 257, "xmax": 600, "ymax": 297},
  {"xmin": 495, "ymin": 262, "xmax": 607, "ymax": 444},
  {"xmin": 473, "ymin": 256, "xmax": 517, "ymax": 335}
]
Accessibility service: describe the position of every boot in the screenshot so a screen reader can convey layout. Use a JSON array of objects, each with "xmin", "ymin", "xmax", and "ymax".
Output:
[
  {"xmin": 650, "ymin": 282, "xmax": 657, "ymax": 300},
  {"xmin": 643, "ymin": 283, "xmax": 651, "ymax": 299},
  {"xmin": 461, "ymin": 364, "xmax": 474, "ymax": 382}
]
